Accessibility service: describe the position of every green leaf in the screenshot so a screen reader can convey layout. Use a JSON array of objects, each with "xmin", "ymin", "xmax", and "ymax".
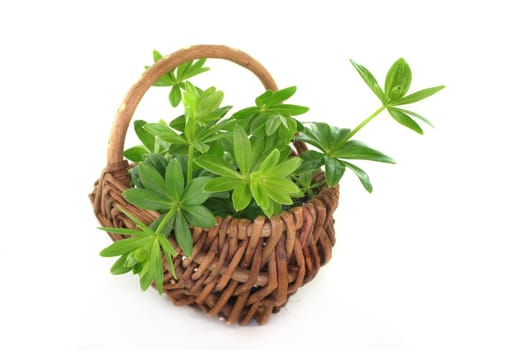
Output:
[
  {"xmin": 183, "ymin": 205, "xmax": 217, "ymax": 227},
  {"xmin": 250, "ymin": 180, "xmax": 270, "ymax": 213},
  {"xmin": 139, "ymin": 262, "xmax": 154, "ymax": 291},
  {"xmin": 182, "ymin": 177, "xmax": 212, "ymax": 205},
  {"xmin": 110, "ymin": 255, "xmax": 133, "ymax": 275},
  {"xmin": 264, "ymin": 184, "xmax": 294, "ymax": 205},
  {"xmin": 350, "ymin": 59, "xmax": 385, "ymax": 102},
  {"xmin": 123, "ymin": 188, "xmax": 172, "ymax": 211},
  {"xmin": 265, "ymin": 114, "xmax": 281, "ymax": 135},
  {"xmin": 397, "ymin": 108, "xmax": 434, "ymax": 128},
  {"xmin": 158, "ymin": 235, "xmax": 177, "ymax": 279},
  {"xmin": 261, "ymin": 177, "xmax": 300, "ymax": 195},
  {"xmin": 100, "ymin": 236, "xmax": 151, "ymax": 257},
  {"xmin": 233, "ymin": 127, "xmax": 253, "ymax": 175},
  {"xmin": 258, "ymin": 149, "xmax": 280, "ymax": 172},
  {"xmin": 178, "ymin": 59, "xmax": 209, "ymax": 80},
  {"xmin": 341, "ymin": 161, "xmax": 373, "ymax": 193},
  {"xmin": 385, "ymin": 58, "xmax": 412, "ymax": 101},
  {"xmin": 169, "ymin": 85, "xmax": 182, "ymax": 107},
  {"xmin": 296, "ymin": 150, "xmax": 325, "ymax": 174},
  {"xmin": 268, "ymin": 104, "xmax": 309, "ymax": 116},
  {"xmin": 392, "ymin": 85, "xmax": 445, "ymax": 105},
  {"xmin": 270, "ymin": 157, "xmax": 302, "ymax": 177},
  {"xmin": 165, "ymin": 158, "xmax": 184, "ymax": 200},
  {"xmin": 150, "ymin": 213, "xmax": 175, "ymax": 237},
  {"xmin": 333, "ymin": 141, "xmax": 396, "ymax": 163},
  {"xmin": 387, "ymin": 108, "xmax": 423, "ymax": 134},
  {"xmin": 143, "ymin": 154, "xmax": 169, "ymax": 178},
  {"xmin": 169, "ymin": 114, "xmax": 186, "ymax": 132},
  {"xmin": 138, "ymin": 162, "xmax": 168, "ymax": 197},
  {"xmin": 195, "ymin": 155, "xmax": 242, "ymax": 178},
  {"xmin": 143, "ymin": 123, "xmax": 187, "ymax": 144},
  {"xmin": 255, "ymin": 90, "xmax": 273, "ymax": 107},
  {"xmin": 150, "ymin": 239, "xmax": 163, "ymax": 294},
  {"xmin": 134, "ymin": 120, "xmax": 155, "ymax": 151},
  {"xmin": 205, "ymin": 177, "xmax": 243, "ymax": 192},
  {"xmin": 175, "ymin": 211, "xmax": 193, "ymax": 257},
  {"xmin": 153, "ymin": 50, "xmax": 163, "ymax": 62},
  {"xmin": 232, "ymin": 183, "xmax": 251, "ymax": 211},
  {"xmin": 257, "ymin": 86, "xmax": 297, "ymax": 107},
  {"xmin": 123, "ymin": 146, "xmax": 148, "ymax": 162},
  {"xmin": 97, "ymin": 227, "xmax": 148, "ymax": 236},
  {"xmin": 232, "ymin": 106, "xmax": 259, "ymax": 120},
  {"xmin": 324, "ymin": 157, "xmax": 346, "ymax": 187}
]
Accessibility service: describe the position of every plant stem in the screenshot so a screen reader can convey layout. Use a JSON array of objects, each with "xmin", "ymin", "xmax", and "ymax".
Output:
[
  {"xmin": 348, "ymin": 105, "xmax": 386, "ymax": 139},
  {"xmin": 155, "ymin": 206, "xmax": 177, "ymax": 235},
  {"xmin": 187, "ymin": 145, "xmax": 194, "ymax": 184}
]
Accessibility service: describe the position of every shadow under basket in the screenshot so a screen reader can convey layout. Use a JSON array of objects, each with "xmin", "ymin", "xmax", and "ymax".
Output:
[{"xmin": 89, "ymin": 45, "xmax": 339, "ymax": 325}]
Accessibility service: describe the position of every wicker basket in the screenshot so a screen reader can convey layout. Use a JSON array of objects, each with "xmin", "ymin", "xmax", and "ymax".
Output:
[{"xmin": 90, "ymin": 45, "xmax": 339, "ymax": 325}]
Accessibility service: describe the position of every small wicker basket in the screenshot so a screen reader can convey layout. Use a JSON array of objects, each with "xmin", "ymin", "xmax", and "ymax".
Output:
[{"xmin": 90, "ymin": 45, "xmax": 339, "ymax": 325}]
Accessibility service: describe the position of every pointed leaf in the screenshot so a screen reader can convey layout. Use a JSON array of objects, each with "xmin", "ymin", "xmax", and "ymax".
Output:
[
  {"xmin": 341, "ymin": 161, "xmax": 373, "ymax": 193},
  {"xmin": 397, "ymin": 108, "xmax": 435, "ymax": 128},
  {"xmin": 350, "ymin": 59, "xmax": 385, "ymax": 102},
  {"xmin": 324, "ymin": 157, "xmax": 346, "ymax": 187},
  {"xmin": 169, "ymin": 85, "xmax": 182, "ymax": 107},
  {"xmin": 296, "ymin": 150, "xmax": 325, "ymax": 174},
  {"xmin": 392, "ymin": 85, "xmax": 445, "ymax": 105},
  {"xmin": 255, "ymin": 90, "xmax": 273, "ymax": 107},
  {"xmin": 250, "ymin": 181, "xmax": 270, "ymax": 213},
  {"xmin": 233, "ymin": 127, "xmax": 253, "ymax": 175},
  {"xmin": 150, "ymin": 239, "xmax": 163, "ymax": 294},
  {"xmin": 270, "ymin": 157, "xmax": 302, "ymax": 177},
  {"xmin": 232, "ymin": 183, "xmax": 251, "ymax": 211},
  {"xmin": 143, "ymin": 123, "xmax": 187, "ymax": 144},
  {"xmin": 175, "ymin": 211, "xmax": 193, "ymax": 257},
  {"xmin": 138, "ymin": 162, "xmax": 167, "ymax": 197},
  {"xmin": 165, "ymin": 158, "xmax": 184, "ymax": 200},
  {"xmin": 205, "ymin": 177, "xmax": 243, "ymax": 192},
  {"xmin": 110, "ymin": 255, "xmax": 133, "ymax": 275},
  {"xmin": 259, "ymin": 149, "xmax": 280, "ymax": 172},
  {"xmin": 265, "ymin": 114, "xmax": 281, "ymax": 136},
  {"xmin": 158, "ymin": 235, "xmax": 177, "ymax": 279},
  {"xmin": 123, "ymin": 188, "xmax": 172, "ymax": 211},
  {"xmin": 97, "ymin": 227, "xmax": 148, "ymax": 237},
  {"xmin": 195, "ymin": 155, "xmax": 241, "ymax": 178},
  {"xmin": 183, "ymin": 205, "xmax": 217, "ymax": 228},
  {"xmin": 264, "ymin": 184, "xmax": 294, "ymax": 205},
  {"xmin": 388, "ymin": 108, "xmax": 423, "ymax": 134},
  {"xmin": 268, "ymin": 104, "xmax": 309, "ymax": 116},
  {"xmin": 150, "ymin": 213, "xmax": 176, "ymax": 236},
  {"xmin": 262, "ymin": 177, "xmax": 300, "ymax": 195},
  {"xmin": 232, "ymin": 106, "xmax": 260, "ymax": 120},
  {"xmin": 385, "ymin": 58, "xmax": 412, "ymax": 101},
  {"xmin": 261, "ymin": 86, "xmax": 297, "ymax": 107},
  {"xmin": 153, "ymin": 50, "xmax": 163, "ymax": 62},
  {"xmin": 139, "ymin": 262, "xmax": 154, "ymax": 291},
  {"xmin": 123, "ymin": 146, "xmax": 148, "ymax": 162},
  {"xmin": 182, "ymin": 177, "xmax": 212, "ymax": 205},
  {"xmin": 333, "ymin": 141, "xmax": 396, "ymax": 163},
  {"xmin": 169, "ymin": 114, "xmax": 186, "ymax": 132},
  {"xmin": 100, "ymin": 237, "xmax": 152, "ymax": 257},
  {"xmin": 134, "ymin": 120, "xmax": 155, "ymax": 151}
]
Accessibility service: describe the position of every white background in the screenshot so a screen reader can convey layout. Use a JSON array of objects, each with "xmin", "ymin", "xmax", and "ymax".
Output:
[{"xmin": 1, "ymin": 1, "xmax": 524, "ymax": 349}]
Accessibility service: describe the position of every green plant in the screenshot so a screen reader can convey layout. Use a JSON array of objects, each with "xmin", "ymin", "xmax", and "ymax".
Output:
[{"xmin": 99, "ymin": 51, "xmax": 444, "ymax": 294}]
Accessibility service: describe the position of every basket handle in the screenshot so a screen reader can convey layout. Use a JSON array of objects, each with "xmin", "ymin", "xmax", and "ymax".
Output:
[{"xmin": 107, "ymin": 45, "xmax": 278, "ymax": 165}]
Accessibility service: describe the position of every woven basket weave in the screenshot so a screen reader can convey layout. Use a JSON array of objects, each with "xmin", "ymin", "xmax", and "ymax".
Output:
[{"xmin": 90, "ymin": 45, "xmax": 339, "ymax": 325}]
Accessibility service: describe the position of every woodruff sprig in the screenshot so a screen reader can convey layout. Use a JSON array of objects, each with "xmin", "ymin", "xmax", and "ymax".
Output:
[{"xmin": 99, "ymin": 50, "xmax": 444, "ymax": 294}]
